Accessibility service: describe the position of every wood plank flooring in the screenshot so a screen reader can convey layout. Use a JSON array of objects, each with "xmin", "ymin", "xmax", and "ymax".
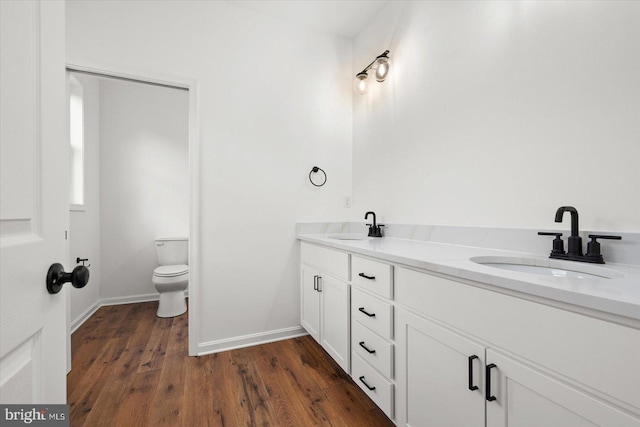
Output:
[{"xmin": 68, "ymin": 301, "xmax": 394, "ymax": 426}]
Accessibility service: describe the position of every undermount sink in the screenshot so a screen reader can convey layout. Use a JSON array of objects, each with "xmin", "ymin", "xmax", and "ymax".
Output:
[
  {"xmin": 327, "ymin": 233, "xmax": 371, "ymax": 241},
  {"xmin": 470, "ymin": 256, "xmax": 624, "ymax": 280}
]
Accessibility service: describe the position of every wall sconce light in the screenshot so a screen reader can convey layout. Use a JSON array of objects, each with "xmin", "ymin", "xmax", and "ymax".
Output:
[{"xmin": 353, "ymin": 50, "xmax": 391, "ymax": 95}]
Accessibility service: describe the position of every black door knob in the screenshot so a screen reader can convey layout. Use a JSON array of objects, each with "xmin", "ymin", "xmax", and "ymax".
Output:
[{"xmin": 46, "ymin": 263, "xmax": 90, "ymax": 294}]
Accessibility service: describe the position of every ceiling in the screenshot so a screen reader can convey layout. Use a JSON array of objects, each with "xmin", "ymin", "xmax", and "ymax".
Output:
[{"xmin": 227, "ymin": 0, "xmax": 389, "ymax": 39}]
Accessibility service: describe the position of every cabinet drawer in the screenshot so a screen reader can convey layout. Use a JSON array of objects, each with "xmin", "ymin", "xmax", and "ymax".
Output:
[
  {"xmin": 352, "ymin": 287, "xmax": 393, "ymax": 339},
  {"xmin": 352, "ymin": 352, "xmax": 394, "ymax": 419},
  {"xmin": 352, "ymin": 256, "xmax": 393, "ymax": 299},
  {"xmin": 352, "ymin": 321, "xmax": 394, "ymax": 379},
  {"xmin": 300, "ymin": 242, "xmax": 349, "ymax": 281}
]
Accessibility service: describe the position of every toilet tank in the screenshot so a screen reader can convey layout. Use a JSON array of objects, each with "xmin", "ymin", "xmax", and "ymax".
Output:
[{"xmin": 155, "ymin": 236, "xmax": 188, "ymax": 266}]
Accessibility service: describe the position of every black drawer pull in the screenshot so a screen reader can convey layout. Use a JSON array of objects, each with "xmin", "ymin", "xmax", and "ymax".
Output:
[
  {"xmin": 313, "ymin": 275, "xmax": 318, "ymax": 291},
  {"xmin": 358, "ymin": 273, "xmax": 376, "ymax": 280},
  {"xmin": 358, "ymin": 376, "xmax": 376, "ymax": 391},
  {"xmin": 468, "ymin": 355, "xmax": 478, "ymax": 391},
  {"xmin": 486, "ymin": 363, "xmax": 497, "ymax": 401},
  {"xmin": 358, "ymin": 307, "xmax": 376, "ymax": 317},
  {"xmin": 359, "ymin": 341, "xmax": 376, "ymax": 354}
]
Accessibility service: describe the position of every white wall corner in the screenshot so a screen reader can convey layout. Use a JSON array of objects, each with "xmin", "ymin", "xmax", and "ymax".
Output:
[{"xmin": 70, "ymin": 300, "xmax": 102, "ymax": 334}]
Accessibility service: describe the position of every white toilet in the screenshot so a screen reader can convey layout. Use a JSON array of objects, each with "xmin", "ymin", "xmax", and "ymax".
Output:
[{"xmin": 153, "ymin": 236, "xmax": 189, "ymax": 318}]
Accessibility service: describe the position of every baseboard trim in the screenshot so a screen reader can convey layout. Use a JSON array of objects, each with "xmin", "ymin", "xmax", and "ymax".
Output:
[
  {"xmin": 196, "ymin": 326, "xmax": 308, "ymax": 356},
  {"xmin": 99, "ymin": 293, "xmax": 160, "ymax": 307},
  {"xmin": 70, "ymin": 301, "xmax": 102, "ymax": 334},
  {"xmin": 70, "ymin": 293, "xmax": 162, "ymax": 332}
]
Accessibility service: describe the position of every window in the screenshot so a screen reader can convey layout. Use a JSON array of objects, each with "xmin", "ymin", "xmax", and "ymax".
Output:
[{"xmin": 69, "ymin": 74, "xmax": 84, "ymax": 210}]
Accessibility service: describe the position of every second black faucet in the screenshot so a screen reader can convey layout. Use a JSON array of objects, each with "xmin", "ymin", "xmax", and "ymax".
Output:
[{"xmin": 365, "ymin": 211, "xmax": 384, "ymax": 237}]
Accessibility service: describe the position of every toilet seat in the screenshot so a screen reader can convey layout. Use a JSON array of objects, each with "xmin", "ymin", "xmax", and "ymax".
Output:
[{"xmin": 153, "ymin": 264, "xmax": 188, "ymax": 277}]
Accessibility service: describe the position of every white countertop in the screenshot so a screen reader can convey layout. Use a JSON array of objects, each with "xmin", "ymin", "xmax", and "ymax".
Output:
[{"xmin": 297, "ymin": 233, "xmax": 640, "ymax": 324}]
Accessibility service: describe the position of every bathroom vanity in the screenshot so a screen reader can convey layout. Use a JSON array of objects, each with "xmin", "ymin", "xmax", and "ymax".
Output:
[{"xmin": 298, "ymin": 233, "xmax": 640, "ymax": 426}]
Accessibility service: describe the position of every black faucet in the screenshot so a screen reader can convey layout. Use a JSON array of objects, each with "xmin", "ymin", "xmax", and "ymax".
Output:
[
  {"xmin": 538, "ymin": 206, "xmax": 621, "ymax": 264},
  {"xmin": 365, "ymin": 211, "xmax": 384, "ymax": 237},
  {"xmin": 555, "ymin": 206, "xmax": 582, "ymax": 256}
]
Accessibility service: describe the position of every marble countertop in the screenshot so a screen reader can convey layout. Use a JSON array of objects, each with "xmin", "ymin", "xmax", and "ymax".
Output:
[{"xmin": 297, "ymin": 233, "xmax": 640, "ymax": 324}]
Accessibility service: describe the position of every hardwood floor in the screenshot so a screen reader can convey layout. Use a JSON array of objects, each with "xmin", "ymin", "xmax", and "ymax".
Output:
[{"xmin": 68, "ymin": 301, "xmax": 394, "ymax": 426}]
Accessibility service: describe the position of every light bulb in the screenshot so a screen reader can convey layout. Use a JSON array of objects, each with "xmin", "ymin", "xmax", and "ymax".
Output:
[
  {"xmin": 353, "ymin": 72, "xmax": 368, "ymax": 95},
  {"xmin": 374, "ymin": 56, "xmax": 390, "ymax": 82}
]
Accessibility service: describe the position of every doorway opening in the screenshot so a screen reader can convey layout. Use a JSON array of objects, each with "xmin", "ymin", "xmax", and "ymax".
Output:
[{"xmin": 65, "ymin": 65, "xmax": 199, "ymax": 370}]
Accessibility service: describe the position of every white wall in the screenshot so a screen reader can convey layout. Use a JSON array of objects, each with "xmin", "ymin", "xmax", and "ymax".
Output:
[
  {"xmin": 67, "ymin": 1, "xmax": 353, "ymax": 348},
  {"xmin": 99, "ymin": 79, "xmax": 189, "ymax": 299},
  {"xmin": 353, "ymin": 1, "xmax": 640, "ymax": 232},
  {"xmin": 69, "ymin": 73, "xmax": 101, "ymax": 325}
]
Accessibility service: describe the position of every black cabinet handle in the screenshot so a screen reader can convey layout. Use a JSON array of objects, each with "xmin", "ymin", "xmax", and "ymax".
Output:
[
  {"xmin": 313, "ymin": 275, "xmax": 318, "ymax": 291},
  {"xmin": 358, "ymin": 307, "xmax": 376, "ymax": 317},
  {"xmin": 468, "ymin": 355, "xmax": 478, "ymax": 391},
  {"xmin": 486, "ymin": 363, "xmax": 497, "ymax": 401},
  {"xmin": 358, "ymin": 376, "xmax": 376, "ymax": 391},
  {"xmin": 317, "ymin": 276, "xmax": 322, "ymax": 292},
  {"xmin": 358, "ymin": 273, "xmax": 376, "ymax": 280},
  {"xmin": 359, "ymin": 341, "xmax": 376, "ymax": 354}
]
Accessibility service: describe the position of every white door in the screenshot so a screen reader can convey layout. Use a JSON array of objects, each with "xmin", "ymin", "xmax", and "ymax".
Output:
[
  {"xmin": 300, "ymin": 265, "xmax": 320, "ymax": 342},
  {"xmin": 485, "ymin": 349, "xmax": 640, "ymax": 427},
  {"xmin": 396, "ymin": 309, "xmax": 485, "ymax": 427},
  {"xmin": 320, "ymin": 275, "xmax": 349, "ymax": 372},
  {"xmin": 0, "ymin": 0, "xmax": 68, "ymax": 403}
]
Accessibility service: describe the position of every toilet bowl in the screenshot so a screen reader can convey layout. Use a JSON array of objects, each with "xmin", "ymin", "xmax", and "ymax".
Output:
[{"xmin": 153, "ymin": 237, "xmax": 188, "ymax": 318}]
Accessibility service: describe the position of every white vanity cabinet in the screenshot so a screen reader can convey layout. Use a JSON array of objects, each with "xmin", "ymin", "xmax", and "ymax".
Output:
[
  {"xmin": 300, "ymin": 243, "xmax": 350, "ymax": 372},
  {"xmin": 298, "ymin": 237, "xmax": 640, "ymax": 426},
  {"xmin": 395, "ymin": 266, "xmax": 640, "ymax": 427}
]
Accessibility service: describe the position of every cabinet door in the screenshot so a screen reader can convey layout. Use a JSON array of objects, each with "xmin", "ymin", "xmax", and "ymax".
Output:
[
  {"xmin": 486, "ymin": 349, "xmax": 640, "ymax": 427},
  {"xmin": 320, "ymin": 274, "xmax": 350, "ymax": 372},
  {"xmin": 300, "ymin": 265, "xmax": 320, "ymax": 342},
  {"xmin": 396, "ymin": 309, "xmax": 485, "ymax": 427}
]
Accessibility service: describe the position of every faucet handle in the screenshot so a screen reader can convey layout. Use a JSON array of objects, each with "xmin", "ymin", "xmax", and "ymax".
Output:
[
  {"xmin": 538, "ymin": 232, "xmax": 565, "ymax": 255},
  {"xmin": 586, "ymin": 235, "xmax": 621, "ymax": 264},
  {"xmin": 588, "ymin": 234, "xmax": 622, "ymax": 241}
]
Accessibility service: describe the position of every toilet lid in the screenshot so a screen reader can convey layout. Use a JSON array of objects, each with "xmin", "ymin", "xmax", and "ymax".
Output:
[{"xmin": 154, "ymin": 264, "xmax": 189, "ymax": 277}]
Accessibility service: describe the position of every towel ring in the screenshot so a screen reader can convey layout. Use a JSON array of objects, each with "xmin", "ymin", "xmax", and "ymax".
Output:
[{"xmin": 309, "ymin": 166, "xmax": 327, "ymax": 187}]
